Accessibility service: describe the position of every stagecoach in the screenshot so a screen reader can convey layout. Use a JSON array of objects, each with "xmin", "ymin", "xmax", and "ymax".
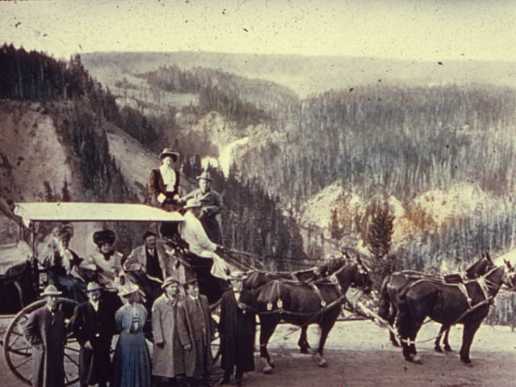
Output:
[{"xmin": 0, "ymin": 202, "xmax": 256, "ymax": 386}]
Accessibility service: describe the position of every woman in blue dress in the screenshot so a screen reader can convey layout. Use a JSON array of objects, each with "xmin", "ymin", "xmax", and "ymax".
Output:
[{"xmin": 112, "ymin": 283, "xmax": 152, "ymax": 387}]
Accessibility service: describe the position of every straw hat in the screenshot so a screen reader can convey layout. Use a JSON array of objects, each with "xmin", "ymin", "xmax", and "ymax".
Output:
[
  {"xmin": 41, "ymin": 284, "xmax": 62, "ymax": 297},
  {"xmin": 161, "ymin": 277, "xmax": 180, "ymax": 290},
  {"xmin": 119, "ymin": 283, "xmax": 141, "ymax": 297},
  {"xmin": 228, "ymin": 271, "xmax": 246, "ymax": 282},
  {"xmin": 86, "ymin": 282, "xmax": 103, "ymax": 293}
]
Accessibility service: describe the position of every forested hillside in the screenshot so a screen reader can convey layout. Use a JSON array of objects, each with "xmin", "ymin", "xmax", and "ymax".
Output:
[{"xmin": 0, "ymin": 45, "xmax": 304, "ymax": 263}]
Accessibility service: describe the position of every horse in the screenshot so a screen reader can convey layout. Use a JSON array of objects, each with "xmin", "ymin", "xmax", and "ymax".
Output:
[
  {"xmin": 396, "ymin": 262, "xmax": 516, "ymax": 364},
  {"xmin": 378, "ymin": 253, "xmax": 494, "ymax": 352},
  {"xmin": 243, "ymin": 256, "xmax": 354, "ymax": 354},
  {"xmin": 247, "ymin": 257, "xmax": 372, "ymax": 372}
]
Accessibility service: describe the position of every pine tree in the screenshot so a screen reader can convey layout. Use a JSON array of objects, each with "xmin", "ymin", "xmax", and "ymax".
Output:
[{"xmin": 366, "ymin": 200, "xmax": 395, "ymax": 291}]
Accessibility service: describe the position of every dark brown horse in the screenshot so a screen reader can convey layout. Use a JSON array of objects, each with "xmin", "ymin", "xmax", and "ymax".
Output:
[
  {"xmin": 243, "ymin": 257, "xmax": 353, "ymax": 354},
  {"xmin": 396, "ymin": 263, "xmax": 516, "ymax": 364},
  {"xmin": 246, "ymin": 257, "xmax": 372, "ymax": 372},
  {"xmin": 378, "ymin": 253, "xmax": 494, "ymax": 352}
]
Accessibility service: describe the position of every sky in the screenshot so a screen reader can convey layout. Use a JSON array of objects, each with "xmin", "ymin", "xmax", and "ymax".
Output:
[{"xmin": 1, "ymin": 0, "xmax": 516, "ymax": 62}]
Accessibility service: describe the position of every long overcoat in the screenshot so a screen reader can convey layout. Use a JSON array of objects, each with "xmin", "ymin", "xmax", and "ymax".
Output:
[
  {"xmin": 176, "ymin": 294, "xmax": 213, "ymax": 378},
  {"xmin": 151, "ymin": 294, "xmax": 185, "ymax": 378},
  {"xmin": 219, "ymin": 289, "xmax": 256, "ymax": 373},
  {"xmin": 23, "ymin": 306, "xmax": 67, "ymax": 387},
  {"xmin": 71, "ymin": 298, "xmax": 117, "ymax": 386}
]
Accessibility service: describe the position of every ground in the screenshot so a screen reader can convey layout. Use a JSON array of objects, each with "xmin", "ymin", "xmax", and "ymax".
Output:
[{"xmin": 1, "ymin": 318, "xmax": 515, "ymax": 386}]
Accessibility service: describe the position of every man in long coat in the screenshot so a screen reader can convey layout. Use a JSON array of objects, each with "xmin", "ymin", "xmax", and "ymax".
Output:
[
  {"xmin": 219, "ymin": 273, "xmax": 256, "ymax": 386},
  {"xmin": 23, "ymin": 285, "xmax": 67, "ymax": 387},
  {"xmin": 71, "ymin": 282, "xmax": 118, "ymax": 387},
  {"xmin": 176, "ymin": 279, "xmax": 213, "ymax": 387},
  {"xmin": 151, "ymin": 277, "xmax": 184, "ymax": 387},
  {"xmin": 181, "ymin": 170, "xmax": 223, "ymax": 244}
]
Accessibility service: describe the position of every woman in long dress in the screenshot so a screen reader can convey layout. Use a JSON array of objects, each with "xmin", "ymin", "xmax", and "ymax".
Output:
[{"xmin": 112, "ymin": 283, "xmax": 152, "ymax": 387}]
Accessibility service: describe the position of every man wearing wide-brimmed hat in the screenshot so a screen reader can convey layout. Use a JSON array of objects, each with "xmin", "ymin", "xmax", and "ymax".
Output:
[
  {"xmin": 71, "ymin": 282, "xmax": 119, "ymax": 387},
  {"xmin": 181, "ymin": 170, "xmax": 223, "ymax": 244},
  {"xmin": 151, "ymin": 277, "xmax": 185, "ymax": 387},
  {"xmin": 178, "ymin": 198, "xmax": 229, "ymax": 280},
  {"xmin": 81, "ymin": 229, "xmax": 124, "ymax": 289},
  {"xmin": 149, "ymin": 147, "xmax": 181, "ymax": 210},
  {"xmin": 23, "ymin": 285, "xmax": 67, "ymax": 387}
]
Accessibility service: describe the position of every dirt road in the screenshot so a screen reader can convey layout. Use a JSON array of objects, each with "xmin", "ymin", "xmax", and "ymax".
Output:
[{"xmin": 2, "ymin": 319, "xmax": 515, "ymax": 386}]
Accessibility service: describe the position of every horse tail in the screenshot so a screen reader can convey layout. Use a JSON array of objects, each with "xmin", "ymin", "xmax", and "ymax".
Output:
[{"xmin": 378, "ymin": 275, "xmax": 391, "ymax": 319}]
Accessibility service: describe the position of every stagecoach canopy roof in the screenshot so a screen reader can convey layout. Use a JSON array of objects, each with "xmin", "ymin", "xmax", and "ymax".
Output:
[{"xmin": 14, "ymin": 202, "xmax": 184, "ymax": 226}]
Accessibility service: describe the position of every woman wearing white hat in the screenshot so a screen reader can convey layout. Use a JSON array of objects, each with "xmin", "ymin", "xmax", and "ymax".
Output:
[{"xmin": 112, "ymin": 283, "xmax": 152, "ymax": 387}]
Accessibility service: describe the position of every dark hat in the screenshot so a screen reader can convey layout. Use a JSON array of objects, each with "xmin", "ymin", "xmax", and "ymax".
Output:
[
  {"xmin": 183, "ymin": 278, "xmax": 199, "ymax": 287},
  {"xmin": 162, "ymin": 276, "xmax": 180, "ymax": 289},
  {"xmin": 196, "ymin": 171, "xmax": 212, "ymax": 182},
  {"xmin": 93, "ymin": 229, "xmax": 116, "ymax": 246},
  {"xmin": 142, "ymin": 230, "xmax": 157, "ymax": 240},
  {"xmin": 160, "ymin": 148, "xmax": 180, "ymax": 161}
]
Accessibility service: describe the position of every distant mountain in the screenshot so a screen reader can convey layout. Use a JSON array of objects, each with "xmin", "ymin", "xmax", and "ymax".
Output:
[{"xmin": 82, "ymin": 51, "xmax": 516, "ymax": 97}]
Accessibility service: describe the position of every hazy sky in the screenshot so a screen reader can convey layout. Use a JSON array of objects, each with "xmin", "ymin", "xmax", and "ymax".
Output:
[{"xmin": 1, "ymin": 0, "xmax": 516, "ymax": 61}]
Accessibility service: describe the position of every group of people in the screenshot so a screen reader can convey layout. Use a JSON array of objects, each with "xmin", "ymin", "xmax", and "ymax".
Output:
[
  {"xmin": 23, "ymin": 147, "xmax": 257, "ymax": 387},
  {"xmin": 24, "ymin": 272, "xmax": 256, "ymax": 387}
]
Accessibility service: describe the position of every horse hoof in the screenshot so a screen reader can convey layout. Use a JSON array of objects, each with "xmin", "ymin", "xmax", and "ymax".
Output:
[
  {"xmin": 461, "ymin": 357, "xmax": 472, "ymax": 365},
  {"xmin": 444, "ymin": 346, "xmax": 453, "ymax": 352},
  {"xmin": 318, "ymin": 358, "xmax": 328, "ymax": 368},
  {"xmin": 300, "ymin": 348, "xmax": 310, "ymax": 354},
  {"xmin": 434, "ymin": 346, "xmax": 443, "ymax": 353},
  {"xmin": 263, "ymin": 365, "xmax": 273, "ymax": 374}
]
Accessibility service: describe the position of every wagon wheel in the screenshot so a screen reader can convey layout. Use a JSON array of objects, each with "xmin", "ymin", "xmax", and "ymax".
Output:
[
  {"xmin": 210, "ymin": 299, "xmax": 222, "ymax": 365},
  {"xmin": 3, "ymin": 297, "xmax": 80, "ymax": 386}
]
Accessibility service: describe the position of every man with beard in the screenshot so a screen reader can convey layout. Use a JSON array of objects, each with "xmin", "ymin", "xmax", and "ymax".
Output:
[
  {"xmin": 23, "ymin": 285, "xmax": 67, "ymax": 387},
  {"xmin": 124, "ymin": 231, "xmax": 172, "ymax": 305},
  {"xmin": 72, "ymin": 282, "xmax": 118, "ymax": 387},
  {"xmin": 181, "ymin": 170, "xmax": 223, "ymax": 244}
]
